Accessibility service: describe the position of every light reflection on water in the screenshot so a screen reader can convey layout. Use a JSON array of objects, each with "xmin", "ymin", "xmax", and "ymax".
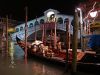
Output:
[
  {"xmin": 0, "ymin": 43, "xmax": 96, "ymax": 75},
  {"xmin": 31, "ymin": 60, "xmax": 65, "ymax": 75},
  {"xmin": 0, "ymin": 54, "xmax": 67, "ymax": 75},
  {"xmin": 0, "ymin": 43, "xmax": 67, "ymax": 75}
]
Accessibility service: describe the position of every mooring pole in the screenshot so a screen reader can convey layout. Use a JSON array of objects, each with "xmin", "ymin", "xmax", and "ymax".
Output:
[
  {"xmin": 65, "ymin": 18, "xmax": 70, "ymax": 71},
  {"xmin": 25, "ymin": 7, "xmax": 28, "ymax": 64},
  {"xmin": 71, "ymin": 9, "xmax": 79, "ymax": 74},
  {"xmin": 6, "ymin": 15, "xmax": 8, "ymax": 54},
  {"xmin": 35, "ymin": 16, "xmax": 37, "ymax": 41},
  {"xmin": 54, "ymin": 18, "xmax": 57, "ymax": 49}
]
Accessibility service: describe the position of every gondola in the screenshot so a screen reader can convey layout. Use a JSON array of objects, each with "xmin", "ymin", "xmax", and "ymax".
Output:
[
  {"xmin": 16, "ymin": 35, "xmax": 100, "ymax": 73},
  {"xmin": 16, "ymin": 35, "xmax": 100, "ymax": 64}
]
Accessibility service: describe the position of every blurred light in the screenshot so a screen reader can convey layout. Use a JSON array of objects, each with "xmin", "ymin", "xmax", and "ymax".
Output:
[
  {"xmin": 90, "ymin": 11, "xmax": 98, "ymax": 18},
  {"xmin": 8, "ymin": 28, "xmax": 15, "ymax": 33},
  {"xmin": 77, "ymin": 8, "xmax": 81, "ymax": 11},
  {"xmin": 76, "ymin": 8, "xmax": 83, "ymax": 24},
  {"xmin": 47, "ymin": 11, "xmax": 55, "ymax": 17}
]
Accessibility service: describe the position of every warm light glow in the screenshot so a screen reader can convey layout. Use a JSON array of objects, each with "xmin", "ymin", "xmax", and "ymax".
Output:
[
  {"xmin": 47, "ymin": 11, "xmax": 55, "ymax": 17},
  {"xmin": 77, "ymin": 8, "xmax": 81, "ymax": 11},
  {"xmin": 8, "ymin": 28, "xmax": 15, "ymax": 33},
  {"xmin": 90, "ymin": 11, "xmax": 97, "ymax": 18}
]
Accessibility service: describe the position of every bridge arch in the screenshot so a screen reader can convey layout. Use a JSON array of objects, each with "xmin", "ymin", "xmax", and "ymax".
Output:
[{"xmin": 11, "ymin": 9, "xmax": 79, "ymax": 41}]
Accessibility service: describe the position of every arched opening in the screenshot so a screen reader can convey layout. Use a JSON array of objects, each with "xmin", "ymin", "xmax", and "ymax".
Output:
[
  {"xmin": 40, "ymin": 19, "xmax": 44, "ymax": 24},
  {"xmin": 57, "ymin": 17, "xmax": 63, "ymax": 24}
]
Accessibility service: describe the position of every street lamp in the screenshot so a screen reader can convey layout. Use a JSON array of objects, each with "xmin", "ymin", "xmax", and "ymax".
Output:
[
  {"xmin": 90, "ymin": 11, "xmax": 98, "ymax": 18},
  {"xmin": 89, "ymin": 10, "xmax": 98, "ymax": 34}
]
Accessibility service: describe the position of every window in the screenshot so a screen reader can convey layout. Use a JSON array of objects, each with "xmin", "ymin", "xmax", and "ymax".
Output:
[
  {"xmin": 29, "ymin": 23, "xmax": 33, "ymax": 28},
  {"xmin": 34, "ymin": 21, "xmax": 39, "ymax": 26},
  {"xmin": 20, "ymin": 26, "xmax": 23, "ymax": 31},
  {"xmin": 64, "ymin": 18, "xmax": 69, "ymax": 24},
  {"xmin": 57, "ymin": 17, "xmax": 63, "ymax": 24},
  {"xmin": 16, "ymin": 28, "xmax": 19, "ymax": 32},
  {"xmin": 40, "ymin": 19, "xmax": 44, "ymax": 24}
]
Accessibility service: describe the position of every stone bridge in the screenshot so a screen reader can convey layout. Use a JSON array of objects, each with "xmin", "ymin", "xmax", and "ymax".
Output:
[{"xmin": 11, "ymin": 23, "xmax": 74, "ymax": 41}]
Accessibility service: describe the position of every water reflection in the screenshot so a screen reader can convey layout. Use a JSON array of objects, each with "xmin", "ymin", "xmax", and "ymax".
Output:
[
  {"xmin": 0, "ymin": 41, "xmax": 96, "ymax": 75},
  {"xmin": 8, "ymin": 42, "xmax": 66, "ymax": 75},
  {"xmin": 0, "ymin": 54, "xmax": 95, "ymax": 75},
  {"xmin": 9, "ymin": 55, "xmax": 16, "ymax": 68},
  {"xmin": 9, "ymin": 41, "xmax": 16, "ymax": 68},
  {"xmin": 31, "ymin": 61, "xmax": 64, "ymax": 75}
]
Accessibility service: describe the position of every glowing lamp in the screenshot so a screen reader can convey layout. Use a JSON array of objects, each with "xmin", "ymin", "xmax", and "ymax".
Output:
[
  {"xmin": 47, "ymin": 11, "xmax": 55, "ymax": 18},
  {"xmin": 90, "ymin": 11, "xmax": 97, "ymax": 18}
]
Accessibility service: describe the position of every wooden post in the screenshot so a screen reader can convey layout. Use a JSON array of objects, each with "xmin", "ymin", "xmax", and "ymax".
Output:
[
  {"xmin": 6, "ymin": 15, "xmax": 8, "ymax": 54},
  {"xmin": 65, "ymin": 18, "xmax": 69, "ymax": 71},
  {"xmin": 54, "ymin": 18, "xmax": 57, "ymax": 49},
  {"xmin": 25, "ymin": 7, "xmax": 28, "ymax": 63},
  {"xmin": 35, "ymin": 16, "xmax": 37, "ymax": 41},
  {"xmin": 72, "ymin": 9, "xmax": 79, "ymax": 73},
  {"xmin": 42, "ymin": 24, "xmax": 44, "ymax": 42},
  {"xmin": 44, "ymin": 23, "xmax": 46, "ymax": 45},
  {"xmin": 42, "ymin": 23, "xmax": 46, "ymax": 45}
]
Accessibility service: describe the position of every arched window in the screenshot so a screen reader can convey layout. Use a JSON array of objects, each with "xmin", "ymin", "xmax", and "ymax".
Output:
[
  {"xmin": 40, "ymin": 19, "xmax": 44, "ymax": 24},
  {"xmin": 16, "ymin": 28, "xmax": 19, "ymax": 32},
  {"xmin": 29, "ymin": 23, "xmax": 33, "ymax": 28},
  {"xmin": 64, "ymin": 18, "xmax": 69, "ymax": 24},
  {"xmin": 34, "ymin": 21, "xmax": 39, "ymax": 26},
  {"xmin": 57, "ymin": 17, "xmax": 63, "ymax": 24},
  {"xmin": 20, "ymin": 26, "xmax": 23, "ymax": 31}
]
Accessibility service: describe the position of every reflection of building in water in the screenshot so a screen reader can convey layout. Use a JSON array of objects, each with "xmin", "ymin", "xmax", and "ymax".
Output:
[{"xmin": 9, "ymin": 41, "xmax": 16, "ymax": 68}]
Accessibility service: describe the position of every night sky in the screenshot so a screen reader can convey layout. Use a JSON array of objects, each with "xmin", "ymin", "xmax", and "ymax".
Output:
[{"xmin": 0, "ymin": 0, "xmax": 82, "ymax": 21}]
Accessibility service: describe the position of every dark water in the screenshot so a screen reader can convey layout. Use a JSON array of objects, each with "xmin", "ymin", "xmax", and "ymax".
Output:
[
  {"xmin": 0, "ymin": 54, "xmax": 97, "ymax": 75},
  {"xmin": 0, "ymin": 44, "xmax": 98, "ymax": 75},
  {"xmin": 0, "ymin": 53, "xmax": 67, "ymax": 75}
]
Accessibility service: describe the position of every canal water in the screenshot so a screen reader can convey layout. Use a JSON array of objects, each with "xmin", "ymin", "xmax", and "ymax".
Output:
[{"xmin": 0, "ymin": 43, "xmax": 97, "ymax": 75}]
